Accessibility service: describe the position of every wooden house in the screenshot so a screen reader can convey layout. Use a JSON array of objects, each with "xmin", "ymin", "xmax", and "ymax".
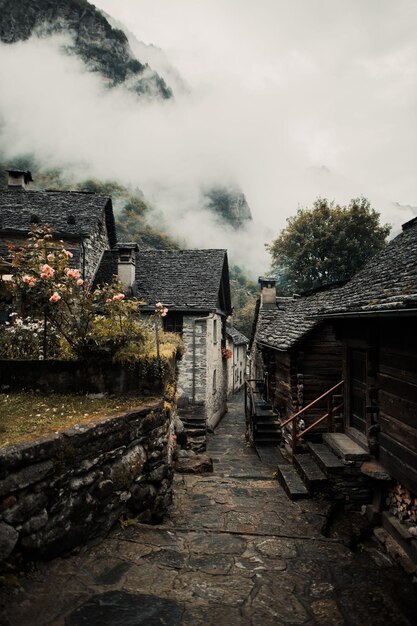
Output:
[
  {"xmin": 249, "ymin": 278, "xmax": 343, "ymax": 437},
  {"xmin": 316, "ymin": 216, "xmax": 417, "ymax": 496},
  {"xmin": 251, "ymin": 220, "xmax": 417, "ymax": 548}
]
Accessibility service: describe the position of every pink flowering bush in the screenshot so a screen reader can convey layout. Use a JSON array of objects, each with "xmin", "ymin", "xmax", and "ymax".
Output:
[{"xmin": 5, "ymin": 226, "xmax": 154, "ymax": 361}]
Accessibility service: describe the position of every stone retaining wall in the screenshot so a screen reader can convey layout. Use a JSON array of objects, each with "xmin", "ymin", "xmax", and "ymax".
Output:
[
  {"xmin": 0, "ymin": 359, "xmax": 175, "ymax": 395},
  {"xmin": 0, "ymin": 400, "xmax": 174, "ymax": 563}
]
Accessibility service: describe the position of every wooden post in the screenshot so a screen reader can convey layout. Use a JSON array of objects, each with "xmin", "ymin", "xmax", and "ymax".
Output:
[
  {"xmin": 327, "ymin": 393, "xmax": 334, "ymax": 433},
  {"xmin": 292, "ymin": 418, "xmax": 297, "ymax": 456}
]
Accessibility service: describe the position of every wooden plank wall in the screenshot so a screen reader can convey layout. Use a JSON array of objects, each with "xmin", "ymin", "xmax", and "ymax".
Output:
[
  {"xmin": 262, "ymin": 348, "xmax": 293, "ymax": 419},
  {"xmin": 378, "ymin": 318, "xmax": 417, "ymax": 494},
  {"xmin": 292, "ymin": 323, "xmax": 343, "ymax": 428}
]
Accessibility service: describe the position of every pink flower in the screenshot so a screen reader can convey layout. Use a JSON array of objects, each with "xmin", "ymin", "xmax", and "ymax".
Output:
[
  {"xmin": 49, "ymin": 292, "xmax": 61, "ymax": 303},
  {"xmin": 65, "ymin": 268, "xmax": 80, "ymax": 280},
  {"xmin": 106, "ymin": 298, "xmax": 112, "ymax": 303},
  {"xmin": 63, "ymin": 249, "xmax": 73, "ymax": 259},
  {"xmin": 112, "ymin": 293, "xmax": 125, "ymax": 301},
  {"xmin": 155, "ymin": 302, "xmax": 168, "ymax": 316},
  {"xmin": 22, "ymin": 274, "xmax": 37, "ymax": 287},
  {"xmin": 76, "ymin": 278, "xmax": 84, "ymax": 286},
  {"xmin": 40, "ymin": 264, "xmax": 54, "ymax": 279},
  {"xmin": 47, "ymin": 253, "xmax": 55, "ymax": 262}
]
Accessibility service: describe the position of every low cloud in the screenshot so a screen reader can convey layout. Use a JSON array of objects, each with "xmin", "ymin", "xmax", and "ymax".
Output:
[{"xmin": 0, "ymin": 0, "xmax": 416, "ymax": 275}]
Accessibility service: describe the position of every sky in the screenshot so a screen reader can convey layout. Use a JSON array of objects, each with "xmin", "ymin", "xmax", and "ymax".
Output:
[{"xmin": 0, "ymin": 0, "xmax": 416, "ymax": 274}]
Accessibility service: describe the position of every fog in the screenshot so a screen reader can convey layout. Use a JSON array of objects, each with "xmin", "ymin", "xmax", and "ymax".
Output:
[{"xmin": 1, "ymin": 0, "xmax": 416, "ymax": 275}]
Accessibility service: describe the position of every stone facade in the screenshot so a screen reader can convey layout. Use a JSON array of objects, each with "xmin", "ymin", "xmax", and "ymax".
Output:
[
  {"xmin": 176, "ymin": 314, "xmax": 227, "ymax": 451},
  {"xmin": 82, "ymin": 210, "xmax": 111, "ymax": 281},
  {"xmin": 0, "ymin": 401, "xmax": 174, "ymax": 563},
  {"xmin": 227, "ymin": 342, "xmax": 247, "ymax": 396}
]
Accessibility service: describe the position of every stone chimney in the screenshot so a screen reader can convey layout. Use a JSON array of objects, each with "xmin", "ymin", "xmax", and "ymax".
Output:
[
  {"xmin": 258, "ymin": 276, "xmax": 277, "ymax": 309},
  {"xmin": 116, "ymin": 243, "xmax": 139, "ymax": 294},
  {"xmin": 6, "ymin": 169, "xmax": 33, "ymax": 191}
]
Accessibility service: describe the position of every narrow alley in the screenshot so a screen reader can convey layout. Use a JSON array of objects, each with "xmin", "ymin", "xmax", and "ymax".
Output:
[{"xmin": 1, "ymin": 394, "xmax": 417, "ymax": 626}]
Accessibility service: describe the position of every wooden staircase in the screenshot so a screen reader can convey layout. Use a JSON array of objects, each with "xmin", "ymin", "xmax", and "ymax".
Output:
[{"xmin": 245, "ymin": 380, "xmax": 281, "ymax": 447}]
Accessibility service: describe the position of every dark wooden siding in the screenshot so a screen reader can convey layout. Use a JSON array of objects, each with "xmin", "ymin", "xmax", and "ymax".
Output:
[
  {"xmin": 262, "ymin": 348, "xmax": 293, "ymax": 419},
  {"xmin": 292, "ymin": 323, "xmax": 343, "ymax": 428},
  {"xmin": 378, "ymin": 318, "xmax": 417, "ymax": 494}
]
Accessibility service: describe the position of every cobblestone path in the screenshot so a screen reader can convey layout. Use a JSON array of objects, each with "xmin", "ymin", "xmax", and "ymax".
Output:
[{"xmin": 2, "ymin": 394, "xmax": 417, "ymax": 625}]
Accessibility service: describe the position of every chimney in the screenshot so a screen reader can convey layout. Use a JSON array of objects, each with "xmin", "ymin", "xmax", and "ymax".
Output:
[
  {"xmin": 258, "ymin": 276, "xmax": 277, "ymax": 309},
  {"xmin": 6, "ymin": 169, "xmax": 33, "ymax": 191},
  {"xmin": 116, "ymin": 243, "xmax": 139, "ymax": 294}
]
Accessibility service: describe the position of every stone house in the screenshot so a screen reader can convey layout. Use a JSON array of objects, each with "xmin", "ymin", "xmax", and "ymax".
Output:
[
  {"xmin": 96, "ymin": 247, "xmax": 233, "ymax": 452},
  {"xmin": 0, "ymin": 171, "xmax": 234, "ymax": 451},
  {"xmin": 226, "ymin": 324, "xmax": 248, "ymax": 396},
  {"xmin": 0, "ymin": 169, "xmax": 117, "ymax": 283}
]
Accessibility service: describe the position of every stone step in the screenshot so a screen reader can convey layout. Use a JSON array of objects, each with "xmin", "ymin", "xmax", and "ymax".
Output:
[
  {"xmin": 293, "ymin": 453, "xmax": 328, "ymax": 491},
  {"xmin": 307, "ymin": 442, "xmax": 345, "ymax": 474},
  {"xmin": 255, "ymin": 409, "xmax": 276, "ymax": 419},
  {"xmin": 255, "ymin": 435, "xmax": 282, "ymax": 446},
  {"xmin": 255, "ymin": 419, "xmax": 281, "ymax": 426},
  {"xmin": 276, "ymin": 465, "xmax": 309, "ymax": 500},
  {"xmin": 322, "ymin": 433, "xmax": 370, "ymax": 462}
]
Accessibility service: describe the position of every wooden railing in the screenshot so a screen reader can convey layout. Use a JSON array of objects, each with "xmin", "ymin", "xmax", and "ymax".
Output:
[
  {"xmin": 244, "ymin": 378, "xmax": 265, "ymax": 445},
  {"xmin": 280, "ymin": 380, "xmax": 344, "ymax": 455}
]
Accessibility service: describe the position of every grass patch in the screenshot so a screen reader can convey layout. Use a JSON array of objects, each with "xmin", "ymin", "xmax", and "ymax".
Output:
[{"xmin": 0, "ymin": 393, "xmax": 158, "ymax": 449}]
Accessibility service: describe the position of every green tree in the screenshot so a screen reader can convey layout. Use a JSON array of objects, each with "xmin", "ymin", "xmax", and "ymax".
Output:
[{"xmin": 267, "ymin": 197, "xmax": 391, "ymax": 294}]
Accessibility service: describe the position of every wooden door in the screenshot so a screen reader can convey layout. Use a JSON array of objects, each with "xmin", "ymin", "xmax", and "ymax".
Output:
[{"xmin": 348, "ymin": 348, "xmax": 367, "ymax": 434}]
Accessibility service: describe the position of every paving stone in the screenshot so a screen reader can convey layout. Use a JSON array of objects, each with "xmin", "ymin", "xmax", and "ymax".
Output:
[
  {"xmin": 310, "ymin": 598, "xmax": 344, "ymax": 625},
  {"xmin": 1, "ymin": 392, "xmax": 417, "ymax": 626},
  {"xmin": 65, "ymin": 591, "xmax": 184, "ymax": 626}
]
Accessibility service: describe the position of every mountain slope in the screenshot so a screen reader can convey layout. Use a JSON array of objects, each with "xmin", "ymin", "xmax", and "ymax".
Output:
[
  {"xmin": 205, "ymin": 186, "xmax": 253, "ymax": 226},
  {"xmin": 0, "ymin": 0, "xmax": 172, "ymax": 99}
]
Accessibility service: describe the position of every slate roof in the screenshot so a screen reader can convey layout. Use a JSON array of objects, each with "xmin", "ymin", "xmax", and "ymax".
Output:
[
  {"xmin": 318, "ymin": 217, "xmax": 417, "ymax": 316},
  {"xmin": 226, "ymin": 325, "xmax": 249, "ymax": 345},
  {"xmin": 135, "ymin": 249, "xmax": 232, "ymax": 313},
  {"xmin": 255, "ymin": 290, "xmax": 338, "ymax": 351},
  {"xmin": 0, "ymin": 190, "xmax": 117, "ymax": 247},
  {"xmin": 254, "ymin": 217, "xmax": 417, "ymax": 351}
]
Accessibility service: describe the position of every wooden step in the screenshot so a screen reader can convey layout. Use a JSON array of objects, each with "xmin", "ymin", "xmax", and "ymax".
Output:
[
  {"xmin": 276, "ymin": 465, "xmax": 309, "ymax": 500},
  {"xmin": 307, "ymin": 443, "xmax": 345, "ymax": 474},
  {"xmin": 293, "ymin": 454, "xmax": 328, "ymax": 491},
  {"xmin": 322, "ymin": 433, "xmax": 370, "ymax": 462}
]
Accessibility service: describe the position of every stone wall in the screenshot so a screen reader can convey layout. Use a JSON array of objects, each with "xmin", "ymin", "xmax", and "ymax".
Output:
[
  {"xmin": 175, "ymin": 313, "xmax": 228, "ymax": 450},
  {"xmin": 0, "ymin": 400, "xmax": 174, "ymax": 563},
  {"xmin": 0, "ymin": 359, "xmax": 174, "ymax": 396},
  {"xmin": 83, "ymin": 209, "xmax": 111, "ymax": 281},
  {"xmin": 205, "ymin": 314, "xmax": 227, "ymax": 430}
]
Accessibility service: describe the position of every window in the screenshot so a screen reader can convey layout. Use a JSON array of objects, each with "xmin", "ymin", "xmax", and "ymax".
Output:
[
  {"xmin": 163, "ymin": 313, "xmax": 183, "ymax": 334},
  {"xmin": 213, "ymin": 369, "xmax": 217, "ymax": 393},
  {"xmin": 213, "ymin": 319, "xmax": 218, "ymax": 344}
]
